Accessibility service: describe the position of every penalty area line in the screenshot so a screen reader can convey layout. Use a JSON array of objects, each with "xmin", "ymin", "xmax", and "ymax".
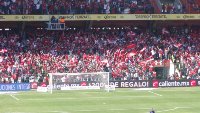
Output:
[
  {"xmin": 148, "ymin": 91, "xmax": 162, "ymax": 96},
  {"xmin": 10, "ymin": 94, "xmax": 20, "ymax": 101}
]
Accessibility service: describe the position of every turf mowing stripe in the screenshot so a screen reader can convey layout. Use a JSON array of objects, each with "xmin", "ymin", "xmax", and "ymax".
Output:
[
  {"xmin": 148, "ymin": 91, "xmax": 162, "ymax": 96},
  {"xmin": 108, "ymin": 109, "xmax": 127, "ymax": 111},
  {"xmin": 48, "ymin": 111, "xmax": 70, "ymax": 113},
  {"xmin": 4, "ymin": 112, "xmax": 31, "ymax": 113},
  {"xmin": 76, "ymin": 110, "xmax": 98, "ymax": 112},
  {"xmin": 75, "ymin": 107, "xmax": 191, "ymax": 112},
  {"xmin": 156, "ymin": 107, "xmax": 191, "ymax": 112},
  {"xmin": 2, "ymin": 107, "xmax": 191, "ymax": 113},
  {"xmin": 9, "ymin": 94, "xmax": 20, "ymax": 101}
]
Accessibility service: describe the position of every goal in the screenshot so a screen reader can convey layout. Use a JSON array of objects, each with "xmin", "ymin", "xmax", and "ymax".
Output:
[{"xmin": 48, "ymin": 72, "xmax": 110, "ymax": 93}]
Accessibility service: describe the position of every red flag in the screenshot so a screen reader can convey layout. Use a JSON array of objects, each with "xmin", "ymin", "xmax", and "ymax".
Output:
[
  {"xmin": 139, "ymin": 47, "xmax": 147, "ymax": 53},
  {"xmin": 0, "ymin": 49, "xmax": 7, "ymax": 53},
  {"xmin": 127, "ymin": 31, "xmax": 136, "ymax": 37},
  {"xmin": 126, "ymin": 44, "xmax": 136, "ymax": 49},
  {"xmin": 101, "ymin": 59, "xmax": 108, "ymax": 63},
  {"xmin": 153, "ymin": 71, "xmax": 157, "ymax": 77},
  {"xmin": 139, "ymin": 61, "xmax": 146, "ymax": 66},
  {"xmin": 83, "ymin": 53, "xmax": 87, "ymax": 60},
  {"xmin": 174, "ymin": 43, "xmax": 182, "ymax": 48},
  {"xmin": 162, "ymin": 28, "xmax": 169, "ymax": 34},
  {"xmin": 145, "ymin": 57, "xmax": 154, "ymax": 63},
  {"xmin": 127, "ymin": 50, "xmax": 137, "ymax": 57}
]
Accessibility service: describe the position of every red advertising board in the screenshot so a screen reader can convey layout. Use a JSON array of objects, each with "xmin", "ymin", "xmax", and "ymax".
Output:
[
  {"xmin": 152, "ymin": 80, "xmax": 159, "ymax": 88},
  {"xmin": 190, "ymin": 80, "xmax": 197, "ymax": 87},
  {"xmin": 31, "ymin": 82, "xmax": 38, "ymax": 89}
]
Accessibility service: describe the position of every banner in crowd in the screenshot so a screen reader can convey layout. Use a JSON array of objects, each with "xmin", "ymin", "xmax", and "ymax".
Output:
[
  {"xmin": 0, "ymin": 83, "xmax": 30, "ymax": 91},
  {"xmin": 31, "ymin": 82, "xmax": 47, "ymax": 89},
  {"xmin": 1, "ymin": 14, "xmax": 200, "ymax": 21}
]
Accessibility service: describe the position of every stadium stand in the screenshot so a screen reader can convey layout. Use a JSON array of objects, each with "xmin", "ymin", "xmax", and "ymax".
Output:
[
  {"xmin": 0, "ymin": 26, "xmax": 199, "ymax": 83},
  {"xmin": 1, "ymin": 0, "xmax": 200, "ymax": 14},
  {"xmin": 0, "ymin": 0, "xmax": 154, "ymax": 14},
  {"xmin": 0, "ymin": 0, "xmax": 200, "ymax": 84}
]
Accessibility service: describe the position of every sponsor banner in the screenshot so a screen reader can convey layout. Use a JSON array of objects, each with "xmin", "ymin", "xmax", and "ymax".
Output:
[
  {"xmin": 152, "ymin": 80, "xmax": 198, "ymax": 88},
  {"xmin": 53, "ymin": 15, "xmax": 92, "ymax": 21},
  {"xmin": 105, "ymin": 85, "xmax": 116, "ymax": 91},
  {"xmin": 37, "ymin": 86, "xmax": 48, "ymax": 92},
  {"xmin": 53, "ymin": 80, "xmax": 150, "ymax": 89},
  {"xmin": 196, "ymin": 80, "xmax": 200, "ymax": 86},
  {"xmin": 30, "ymin": 82, "xmax": 38, "ymax": 89},
  {"xmin": 61, "ymin": 86, "xmax": 100, "ymax": 90},
  {"xmin": 30, "ymin": 82, "xmax": 47, "ymax": 89},
  {"xmin": 0, "ymin": 14, "xmax": 200, "ymax": 21},
  {"xmin": 0, "ymin": 15, "xmax": 49, "ymax": 21},
  {"xmin": 158, "ymin": 80, "xmax": 190, "ymax": 87},
  {"xmin": 0, "ymin": 83, "xmax": 30, "ymax": 91},
  {"xmin": 190, "ymin": 80, "xmax": 197, "ymax": 87},
  {"xmin": 40, "ymin": 82, "xmax": 47, "ymax": 87},
  {"xmin": 31, "ymin": 80, "xmax": 200, "ymax": 89},
  {"xmin": 110, "ymin": 81, "xmax": 149, "ymax": 88},
  {"xmin": 152, "ymin": 80, "xmax": 159, "ymax": 88}
]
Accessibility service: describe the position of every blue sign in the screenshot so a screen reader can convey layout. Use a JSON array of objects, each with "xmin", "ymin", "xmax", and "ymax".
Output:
[{"xmin": 0, "ymin": 83, "xmax": 30, "ymax": 91}]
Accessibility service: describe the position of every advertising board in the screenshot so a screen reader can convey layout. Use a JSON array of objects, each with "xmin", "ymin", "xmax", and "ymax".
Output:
[
  {"xmin": 30, "ymin": 79, "xmax": 200, "ymax": 89},
  {"xmin": 152, "ymin": 80, "xmax": 199, "ymax": 88},
  {"xmin": 52, "ymin": 80, "xmax": 150, "ymax": 89},
  {"xmin": 0, "ymin": 83, "xmax": 30, "ymax": 91},
  {"xmin": 1, "ymin": 14, "xmax": 200, "ymax": 21}
]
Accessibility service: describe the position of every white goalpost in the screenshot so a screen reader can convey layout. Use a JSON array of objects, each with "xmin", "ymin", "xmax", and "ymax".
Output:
[{"xmin": 48, "ymin": 72, "xmax": 110, "ymax": 93}]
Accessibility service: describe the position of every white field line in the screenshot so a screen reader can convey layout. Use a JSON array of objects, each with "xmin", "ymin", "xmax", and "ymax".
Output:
[
  {"xmin": 10, "ymin": 94, "xmax": 20, "ymax": 101},
  {"xmin": 157, "ymin": 107, "xmax": 191, "ymax": 112},
  {"xmin": 0, "ymin": 92, "xmax": 18, "ymax": 94},
  {"xmin": 148, "ymin": 91, "xmax": 162, "ymax": 96}
]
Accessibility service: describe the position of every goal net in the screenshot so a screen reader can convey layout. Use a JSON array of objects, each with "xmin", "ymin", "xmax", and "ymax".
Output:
[{"xmin": 48, "ymin": 72, "xmax": 110, "ymax": 93}]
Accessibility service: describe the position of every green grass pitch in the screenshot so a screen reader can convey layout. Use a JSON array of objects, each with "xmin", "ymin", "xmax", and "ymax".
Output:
[{"xmin": 0, "ymin": 87, "xmax": 200, "ymax": 113}]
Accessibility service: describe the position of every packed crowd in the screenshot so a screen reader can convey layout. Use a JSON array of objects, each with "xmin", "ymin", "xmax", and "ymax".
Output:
[
  {"xmin": 189, "ymin": 0, "xmax": 200, "ymax": 13},
  {"xmin": 161, "ymin": 3, "xmax": 184, "ymax": 14},
  {"xmin": 2, "ymin": 0, "xmax": 200, "ymax": 15},
  {"xmin": 0, "ymin": 0, "xmax": 154, "ymax": 14},
  {"xmin": 0, "ymin": 26, "xmax": 199, "ymax": 83},
  {"xmin": 159, "ymin": 0, "xmax": 186, "ymax": 14}
]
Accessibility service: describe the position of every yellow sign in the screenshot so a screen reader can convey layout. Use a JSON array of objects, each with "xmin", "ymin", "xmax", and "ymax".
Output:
[
  {"xmin": 0, "ymin": 14, "xmax": 200, "ymax": 21},
  {"xmin": 0, "ymin": 15, "xmax": 49, "ymax": 21},
  {"xmin": 50, "ymin": 14, "xmax": 200, "ymax": 21},
  {"xmin": 53, "ymin": 15, "xmax": 91, "ymax": 21}
]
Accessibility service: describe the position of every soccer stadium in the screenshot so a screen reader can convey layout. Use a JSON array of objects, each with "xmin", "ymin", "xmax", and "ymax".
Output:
[{"xmin": 0, "ymin": 0, "xmax": 200, "ymax": 113}]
